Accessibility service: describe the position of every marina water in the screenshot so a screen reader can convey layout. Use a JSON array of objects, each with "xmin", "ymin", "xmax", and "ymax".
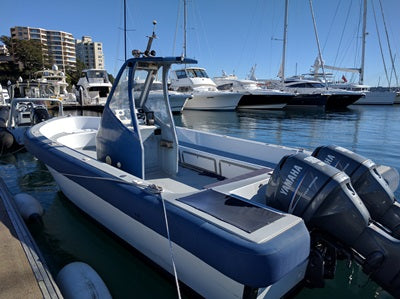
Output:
[{"xmin": 1, "ymin": 105, "xmax": 399, "ymax": 298}]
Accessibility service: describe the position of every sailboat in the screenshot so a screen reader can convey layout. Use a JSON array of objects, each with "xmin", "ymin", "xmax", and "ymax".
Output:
[
  {"xmin": 169, "ymin": 0, "xmax": 242, "ymax": 111},
  {"xmin": 274, "ymin": 0, "xmax": 363, "ymax": 109},
  {"xmin": 312, "ymin": 0, "xmax": 397, "ymax": 105}
]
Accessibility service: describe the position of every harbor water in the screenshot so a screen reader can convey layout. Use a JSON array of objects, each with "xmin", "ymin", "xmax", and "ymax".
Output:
[{"xmin": 1, "ymin": 105, "xmax": 399, "ymax": 298}]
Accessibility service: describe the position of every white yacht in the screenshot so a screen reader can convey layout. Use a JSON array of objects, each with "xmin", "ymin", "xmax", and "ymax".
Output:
[
  {"xmin": 32, "ymin": 65, "xmax": 77, "ymax": 103},
  {"xmin": 0, "ymin": 83, "xmax": 10, "ymax": 106},
  {"xmin": 169, "ymin": 67, "xmax": 242, "ymax": 111},
  {"xmin": 134, "ymin": 79, "xmax": 190, "ymax": 114},
  {"xmin": 213, "ymin": 73, "xmax": 291, "ymax": 110},
  {"xmin": 76, "ymin": 69, "xmax": 112, "ymax": 107},
  {"xmin": 328, "ymin": 82, "xmax": 396, "ymax": 105}
]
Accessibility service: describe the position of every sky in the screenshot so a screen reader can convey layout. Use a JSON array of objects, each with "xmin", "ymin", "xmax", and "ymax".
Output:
[{"xmin": 1, "ymin": 0, "xmax": 400, "ymax": 87}]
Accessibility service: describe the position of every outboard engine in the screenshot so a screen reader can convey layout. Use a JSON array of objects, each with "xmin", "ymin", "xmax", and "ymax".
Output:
[
  {"xmin": 31, "ymin": 106, "xmax": 50, "ymax": 125},
  {"xmin": 312, "ymin": 145, "xmax": 400, "ymax": 239},
  {"xmin": 265, "ymin": 152, "xmax": 400, "ymax": 298}
]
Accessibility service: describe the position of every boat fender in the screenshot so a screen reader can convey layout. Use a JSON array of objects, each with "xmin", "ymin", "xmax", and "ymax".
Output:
[
  {"xmin": 56, "ymin": 262, "xmax": 112, "ymax": 299},
  {"xmin": 14, "ymin": 193, "xmax": 44, "ymax": 222},
  {"xmin": 0, "ymin": 106, "xmax": 9, "ymax": 127},
  {"xmin": 0, "ymin": 128, "xmax": 15, "ymax": 155}
]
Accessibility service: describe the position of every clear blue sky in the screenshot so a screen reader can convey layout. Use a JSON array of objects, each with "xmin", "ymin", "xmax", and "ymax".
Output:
[{"xmin": 1, "ymin": 0, "xmax": 399, "ymax": 86}]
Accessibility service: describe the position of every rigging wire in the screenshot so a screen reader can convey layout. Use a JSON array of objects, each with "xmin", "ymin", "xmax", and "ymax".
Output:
[
  {"xmin": 321, "ymin": 0, "xmax": 342, "ymax": 53},
  {"xmin": 172, "ymin": 0, "xmax": 182, "ymax": 56},
  {"xmin": 371, "ymin": 0, "xmax": 390, "ymax": 86},
  {"xmin": 333, "ymin": 0, "xmax": 353, "ymax": 68},
  {"xmin": 378, "ymin": 0, "xmax": 399, "ymax": 86}
]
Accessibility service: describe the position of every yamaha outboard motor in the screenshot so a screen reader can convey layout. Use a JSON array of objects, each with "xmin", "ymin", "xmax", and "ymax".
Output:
[
  {"xmin": 312, "ymin": 145, "xmax": 400, "ymax": 239},
  {"xmin": 265, "ymin": 152, "xmax": 400, "ymax": 297}
]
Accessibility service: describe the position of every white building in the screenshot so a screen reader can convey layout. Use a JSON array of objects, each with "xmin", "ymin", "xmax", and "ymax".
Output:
[
  {"xmin": 75, "ymin": 36, "xmax": 105, "ymax": 69},
  {"xmin": 10, "ymin": 26, "xmax": 76, "ymax": 70}
]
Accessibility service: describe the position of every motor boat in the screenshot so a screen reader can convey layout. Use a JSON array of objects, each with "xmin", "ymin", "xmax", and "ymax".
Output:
[
  {"xmin": 281, "ymin": 77, "xmax": 364, "ymax": 109},
  {"xmin": 25, "ymin": 31, "xmax": 400, "ymax": 298},
  {"xmin": 76, "ymin": 69, "xmax": 112, "ymax": 107},
  {"xmin": 0, "ymin": 98, "xmax": 62, "ymax": 154},
  {"xmin": 7, "ymin": 67, "xmax": 77, "ymax": 105},
  {"xmin": 169, "ymin": 67, "xmax": 242, "ymax": 111},
  {"xmin": 134, "ymin": 79, "xmax": 190, "ymax": 114},
  {"xmin": 213, "ymin": 72, "xmax": 292, "ymax": 110},
  {"xmin": 0, "ymin": 83, "xmax": 10, "ymax": 106},
  {"xmin": 329, "ymin": 83, "xmax": 396, "ymax": 105},
  {"xmin": 25, "ymin": 37, "xmax": 309, "ymax": 298}
]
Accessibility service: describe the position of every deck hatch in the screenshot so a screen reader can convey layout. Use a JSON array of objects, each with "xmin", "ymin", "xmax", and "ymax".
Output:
[{"xmin": 177, "ymin": 189, "xmax": 283, "ymax": 233}]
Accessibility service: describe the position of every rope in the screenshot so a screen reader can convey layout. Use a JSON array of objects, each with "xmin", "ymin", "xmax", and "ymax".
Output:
[
  {"xmin": 55, "ymin": 171, "xmax": 183, "ymax": 298},
  {"xmin": 161, "ymin": 196, "xmax": 182, "ymax": 299}
]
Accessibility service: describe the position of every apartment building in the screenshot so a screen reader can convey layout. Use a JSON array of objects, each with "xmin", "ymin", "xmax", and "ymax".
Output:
[
  {"xmin": 75, "ymin": 36, "xmax": 105, "ymax": 69},
  {"xmin": 10, "ymin": 26, "xmax": 76, "ymax": 70}
]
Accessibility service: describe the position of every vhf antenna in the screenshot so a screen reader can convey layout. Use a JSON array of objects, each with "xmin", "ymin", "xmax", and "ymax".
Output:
[{"xmin": 132, "ymin": 20, "xmax": 157, "ymax": 58}]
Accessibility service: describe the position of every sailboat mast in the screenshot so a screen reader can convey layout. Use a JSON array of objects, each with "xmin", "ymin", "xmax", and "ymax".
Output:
[
  {"xmin": 378, "ymin": 0, "xmax": 399, "ymax": 86},
  {"xmin": 309, "ymin": 0, "xmax": 328, "ymax": 89},
  {"xmin": 124, "ymin": 0, "xmax": 127, "ymax": 61},
  {"xmin": 183, "ymin": 0, "xmax": 187, "ymax": 58},
  {"xmin": 281, "ymin": 0, "xmax": 289, "ymax": 83},
  {"xmin": 360, "ymin": 0, "xmax": 367, "ymax": 85}
]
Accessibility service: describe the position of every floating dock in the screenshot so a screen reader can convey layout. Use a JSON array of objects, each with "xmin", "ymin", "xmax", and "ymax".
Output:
[{"xmin": 0, "ymin": 178, "xmax": 62, "ymax": 298}]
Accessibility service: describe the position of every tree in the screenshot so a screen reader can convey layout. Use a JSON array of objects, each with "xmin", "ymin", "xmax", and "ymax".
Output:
[
  {"xmin": 0, "ymin": 36, "xmax": 19, "ymax": 85},
  {"xmin": 13, "ymin": 39, "xmax": 44, "ymax": 78},
  {"xmin": 65, "ymin": 58, "xmax": 87, "ymax": 88}
]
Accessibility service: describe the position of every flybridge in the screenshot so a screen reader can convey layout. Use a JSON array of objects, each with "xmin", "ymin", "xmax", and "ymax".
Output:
[{"xmin": 279, "ymin": 165, "xmax": 303, "ymax": 196}]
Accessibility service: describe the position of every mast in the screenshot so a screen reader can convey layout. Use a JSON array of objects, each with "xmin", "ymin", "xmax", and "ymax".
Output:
[
  {"xmin": 360, "ymin": 0, "xmax": 367, "ymax": 85},
  {"xmin": 378, "ymin": 0, "xmax": 398, "ymax": 86},
  {"xmin": 280, "ymin": 0, "xmax": 288, "ymax": 83},
  {"xmin": 183, "ymin": 0, "xmax": 187, "ymax": 58},
  {"xmin": 124, "ymin": 0, "xmax": 127, "ymax": 61},
  {"xmin": 309, "ymin": 0, "xmax": 328, "ymax": 89}
]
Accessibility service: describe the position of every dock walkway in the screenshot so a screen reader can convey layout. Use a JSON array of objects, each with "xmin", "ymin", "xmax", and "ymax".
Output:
[{"xmin": 0, "ymin": 178, "xmax": 62, "ymax": 298}]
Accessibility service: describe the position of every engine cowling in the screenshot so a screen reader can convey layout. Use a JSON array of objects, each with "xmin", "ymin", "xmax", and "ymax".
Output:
[
  {"xmin": 312, "ymin": 145, "xmax": 400, "ymax": 238},
  {"xmin": 265, "ymin": 152, "xmax": 400, "ymax": 298}
]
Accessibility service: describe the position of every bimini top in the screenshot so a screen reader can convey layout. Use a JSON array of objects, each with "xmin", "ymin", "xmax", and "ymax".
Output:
[{"xmin": 124, "ymin": 56, "xmax": 197, "ymax": 68}]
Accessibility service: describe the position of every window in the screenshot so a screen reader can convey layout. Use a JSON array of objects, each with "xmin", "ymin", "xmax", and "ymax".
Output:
[{"xmin": 175, "ymin": 70, "xmax": 187, "ymax": 79}]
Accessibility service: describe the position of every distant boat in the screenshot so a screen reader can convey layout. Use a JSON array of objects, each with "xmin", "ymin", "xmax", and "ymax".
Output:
[
  {"xmin": 0, "ymin": 83, "xmax": 10, "ymax": 106},
  {"xmin": 76, "ymin": 69, "xmax": 112, "ymax": 107},
  {"xmin": 282, "ymin": 77, "xmax": 364, "ymax": 108},
  {"xmin": 310, "ymin": 0, "xmax": 398, "ymax": 105},
  {"xmin": 134, "ymin": 79, "xmax": 190, "ymax": 114},
  {"xmin": 170, "ymin": 67, "xmax": 242, "ymax": 111},
  {"xmin": 0, "ymin": 97, "xmax": 62, "ymax": 153},
  {"xmin": 213, "ymin": 72, "xmax": 291, "ymax": 110},
  {"xmin": 269, "ymin": 0, "xmax": 362, "ymax": 110},
  {"xmin": 8, "ymin": 66, "xmax": 77, "ymax": 104}
]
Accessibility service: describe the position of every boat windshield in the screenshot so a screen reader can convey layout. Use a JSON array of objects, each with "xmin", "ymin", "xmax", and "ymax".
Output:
[
  {"xmin": 108, "ymin": 66, "xmax": 133, "ymax": 129},
  {"xmin": 86, "ymin": 70, "xmax": 108, "ymax": 80},
  {"xmin": 187, "ymin": 68, "xmax": 209, "ymax": 78},
  {"xmin": 134, "ymin": 69, "xmax": 172, "ymax": 128}
]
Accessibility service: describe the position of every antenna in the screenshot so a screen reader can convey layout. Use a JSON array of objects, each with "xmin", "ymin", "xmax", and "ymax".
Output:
[{"xmin": 132, "ymin": 21, "xmax": 157, "ymax": 58}]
